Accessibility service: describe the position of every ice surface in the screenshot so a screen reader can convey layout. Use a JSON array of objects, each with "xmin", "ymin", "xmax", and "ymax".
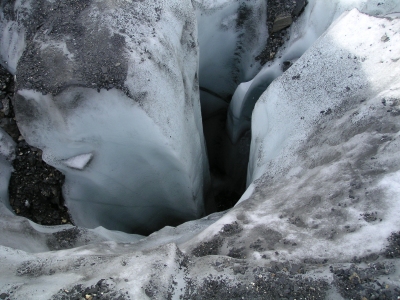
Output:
[
  {"xmin": 2, "ymin": 0, "xmax": 210, "ymax": 234},
  {"xmin": 194, "ymin": 0, "xmax": 268, "ymax": 102},
  {"xmin": 227, "ymin": 9, "xmax": 400, "ymax": 262},
  {"xmin": 0, "ymin": 128, "xmax": 15, "ymax": 211},
  {"xmin": 0, "ymin": 1, "xmax": 399, "ymax": 299},
  {"xmin": 227, "ymin": 0, "xmax": 400, "ymax": 143},
  {"xmin": 182, "ymin": 8, "xmax": 400, "ymax": 267},
  {"xmin": 248, "ymin": 8, "xmax": 400, "ymax": 183},
  {"xmin": 15, "ymin": 86, "xmax": 207, "ymax": 234},
  {"xmin": 0, "ymin": 0, "xmax": 32, "ymax": 74},
  {"xmin": 0, "ymin": 20, "xmax": 25, "ymax": 74},
  {"xmin": 62, "ymin": 153, "xmax": 93, "ymax": 170},
  {"xmin": 0, "ymin": 127, "xmax": 15, "ymax": 161}
]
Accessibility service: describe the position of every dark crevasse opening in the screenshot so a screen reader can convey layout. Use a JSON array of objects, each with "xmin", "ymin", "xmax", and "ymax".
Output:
[
  {"xmin": 197, "ymin": 0, "xmax": 305, "ymax": 213},
  {"xmin": 201, "ymin": 90, "xmax": 250, "ymax": 212}
]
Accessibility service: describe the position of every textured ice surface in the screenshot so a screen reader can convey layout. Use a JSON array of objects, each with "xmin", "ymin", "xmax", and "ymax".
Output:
[
  {"xmin": 227, "ymin": 0, "xmax": 400, "ymax": 143},
  {"xmin": 0, "ymin": 127, "xmax": 14, "ymax": 161},
  {"xmin": 0, "ymin": 2, "xmax": 399, "ymax": 299},
  {"xmin": 1, "ymin": 0, "xmax": 209, "ymax": 234},
  {"xmin": 248, "ymin": 8, "xmax": 400, "ymax": 183},
  {"xmin": 15, "ymin": 88, "xmax": 208, "ymax": 234},
  {"xmin": 228, "ymin": 8, "xmax": 400, "ymax": 262},
  {"xmin": 0, "ymin": 128, "xmax": 15, "ymax": 210}
]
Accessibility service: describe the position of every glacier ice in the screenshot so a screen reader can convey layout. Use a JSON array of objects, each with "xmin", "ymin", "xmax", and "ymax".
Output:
[
  {"xmin": 227, "ymin": 0, "xmax": 400, "ymax": 144},
  {"xmin": 0, "ymin": 0, "xmax": 399, "ymax": 298},
  {"xmin": 194, "ymin": 0, "xmax": 269, "ymax": 199},
  {"xmin": 179, "ymin": 8, "xmax": 400, "ymax": 286},
  {"xmin": 62, "ymin": 153, "xmax": 93, "ymax": 170},
  {"xmin": 248, "ymin": 7, "xmax": 400, "ymax": 183},
  {"xmin": 14, "ymin": 88, "xmax": 208, "ymax": 234},
  {"xmin": 0, "ymin": 128, "xmax": 15, "ymax": 211},
  {"xmin": 1, "ymin": 0, "xmax": 210, "ymax": 234},
  {"xmin": 194, "ymin": 0, "xmax": 268, "ymax": 101},
  {"xmin": 232, "ymin": 9, "xmax": 400, "ymax": 263}
]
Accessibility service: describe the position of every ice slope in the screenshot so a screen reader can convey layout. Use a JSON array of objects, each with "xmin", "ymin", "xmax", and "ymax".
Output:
[
  {"xmin": 0, "ymin": 7, "xmax": 400, "ymax": 299},
  {"xmin": 0, "ymin": 0, "xmax": 210, "ymax": 234},
  {"xmin": 178, "ymin": 7, "xmax": 400, "ymax": 282},
  {"xmin": 227, "ymin": 0, "xmax": 400, "ymax": 143},
  {"xmin": 247, "ymin": 5, "xmax": 400, "ymax": 183},
  {"xmin": 222, "ymin": 7, "xmax": 400, "ymax": 262}
]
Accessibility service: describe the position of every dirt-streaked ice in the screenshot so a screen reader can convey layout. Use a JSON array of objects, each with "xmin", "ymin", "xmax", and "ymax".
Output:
[{"xmin": 0, "ymin": 1, "xmax": 399, "ymax": 299}]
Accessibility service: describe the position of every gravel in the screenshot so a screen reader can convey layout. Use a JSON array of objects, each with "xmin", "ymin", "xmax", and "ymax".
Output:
[
  {"xmin": 0, "ymin": 64, "xmax": 72, "ymax": 226},
  {"xmin": 256, "ymin": 0, "xmax": 307, "ymax": 65},
  {"xmin": 52, "ymin": 279, "xmax": 130, "ymax": 300}
]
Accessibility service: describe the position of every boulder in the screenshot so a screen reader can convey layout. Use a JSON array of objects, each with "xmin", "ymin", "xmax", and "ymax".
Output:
[
  {"xmin": 272, "ymin": 13, "xmax": 293, "ymax": 33},
  {"xmin": 292, "ymin": 0, "xmax": 306, "ymax": 17}
]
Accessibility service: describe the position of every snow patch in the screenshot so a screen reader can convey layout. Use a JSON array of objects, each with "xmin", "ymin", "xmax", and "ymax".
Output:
[{"xmin": 63, "ymin": 153, "xmax": 93, "ymax": 170}]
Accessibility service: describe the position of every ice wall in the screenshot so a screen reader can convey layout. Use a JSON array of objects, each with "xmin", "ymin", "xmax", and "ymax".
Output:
[
  {"xmin": 187, "ymin": 7, "xmax": 400, "ymax": 265},
  {"xmin": 0, "ymin": 0, "xmax": 28, "ymax": 74},
  {"xmin": 1, "ymin": 0, "xmax": 210, "ymax": 234},
  {"xmin": 228, "ymin": 0, "xmax": 400, "ymax": 144},
  {"xmin": 0, "ymin": 127, "xmax": 14, "ymax": 211},
  {"xmin": 194, "ymin": 0, "xmax": 268, "ymax": 114}
]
